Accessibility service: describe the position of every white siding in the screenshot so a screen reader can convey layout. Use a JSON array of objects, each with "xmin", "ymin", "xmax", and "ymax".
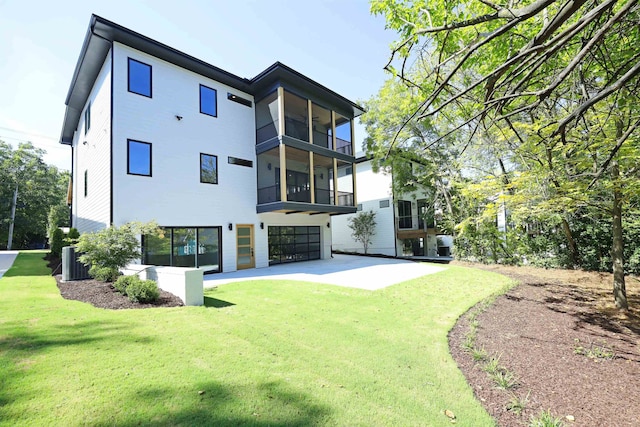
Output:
[
  {"xmin": 72, "ymin": 52, "xmax": 112, "ymax": 233},
  {"xmin": 111, "ymin": 43, "xmax": 257, "ymax": 272},
  {"xmin": 332, "ymin": 160, "xmax": 396, "ymax": 255}
]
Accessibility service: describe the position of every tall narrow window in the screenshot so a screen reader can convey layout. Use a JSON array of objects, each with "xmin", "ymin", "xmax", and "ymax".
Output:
[
  {"xmin": 398, "ymin": 200, "xmax": 412, "ymax": 229},
  {"xmin": 200, "ymin": 153, "xmax": 218, "ymax": 184},
  {"xmin": 200, "ymin": 85, "xmax": 217, "ymax": 117},
  {"xmin": 128, "ymin": 58, "xmax": 152, "ymax": 97},
  {"xmin": 84, "ymin": 102, "xmax": 90, "ymax": 134},
  {"xmin": 127, "ymin": 140, "xmax": 152, "ymax": 176},
  {"xmin": 84, "ymin": 170, "xmax": 88, "ymax": 197}
]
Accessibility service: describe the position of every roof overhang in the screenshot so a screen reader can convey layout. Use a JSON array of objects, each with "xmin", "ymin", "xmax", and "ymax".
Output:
[
  {"xmin": 257, "ymin": 202, "xmax": 357, "ymax": 216},
  {"xmin": 60, "ymin": 15, "xmax": 365, "ymax": 145}
]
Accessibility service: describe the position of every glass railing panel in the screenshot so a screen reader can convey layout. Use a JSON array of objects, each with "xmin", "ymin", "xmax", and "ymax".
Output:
[{"xmin": 256, "ymin": 120, "xmax": 279, "ymax": 144}]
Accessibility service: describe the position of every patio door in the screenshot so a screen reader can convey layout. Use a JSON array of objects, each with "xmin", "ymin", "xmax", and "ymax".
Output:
[{"xmin": 236, "ymin": 224, "xmax": 255, "ymax": 270}]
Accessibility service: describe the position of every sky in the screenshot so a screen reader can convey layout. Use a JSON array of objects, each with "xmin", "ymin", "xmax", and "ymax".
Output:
[{"xmin": 0, "ymin": 0, "xmax": 398, "ymax": 171}]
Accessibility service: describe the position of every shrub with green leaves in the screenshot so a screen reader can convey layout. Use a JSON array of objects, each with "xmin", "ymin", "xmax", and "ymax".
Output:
[
  {"xmin": 89, "ymin": 266, "xmax": 120, "ymax": 282},
  {"xmin": 50, "ymin": 228, "xmax": 65, "ymax": 258},
  {"xmin": 76, "ymin": 221, "xmax": 159, "ymax": 282},
  {"xmin": 65, "ymin": 227, "xmax": 80, "ymax": 246},
  {"xmin": 114, "ymin": 275, "xmax": 139, "ymax": 295},
  {"xmin": 126, "ymin": 278, "xmax": 160, "ymax": 303}
]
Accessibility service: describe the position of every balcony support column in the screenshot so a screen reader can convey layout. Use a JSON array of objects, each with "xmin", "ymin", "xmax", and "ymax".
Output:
[
  {"xmin": 309, "ymin": 151, "xmax": 315, "ymax": 204},
  {"xmin": 279, "ymin": 144, "xmax": 287, "ymax": 202}
]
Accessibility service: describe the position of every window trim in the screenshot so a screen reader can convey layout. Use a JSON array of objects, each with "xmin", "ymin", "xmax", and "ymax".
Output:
[
  {"xmin": 199, "ymin": 84, "xmax": 218, "ymax": 117},
  {"xmin": 84, "ymin": 102, "xmax": 90, "ymax": 135},
  {"xmin": 127, "ymin": 57, "xmax": 152, "ymax": 98},
  {"xmin": 227, "ymin": 92, "xmax": 252, "ymax": 107},
  {"xmin": 228, "ymin": 156, "xmax": 253, "ymax": 168},
  {"xmin": 84, "ymin": 170, "xmax": 88, "ymax": 197},
  {"xmin": 127, "ymin": 139, "xmax": 152, "ymax": 177},
  {"xmin": 200, "ymin": 153, "xmax": 218, "ymax": 184}
]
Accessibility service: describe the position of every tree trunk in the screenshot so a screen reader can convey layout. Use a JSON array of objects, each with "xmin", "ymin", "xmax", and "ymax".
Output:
[
  {"xmin": 560, "ymin": 218, "xmax": 580, "ymax": 267},
  {"xmin": 611, "ymin": 159, "xmax": 628, "ymax": 309},
  {"xmin": 7, "ymin": 183, "xmax": 18, "ymax": 250}
]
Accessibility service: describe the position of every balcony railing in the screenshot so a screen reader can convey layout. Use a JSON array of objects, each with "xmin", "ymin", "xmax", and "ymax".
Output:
[
  {"xmin": 396, "ymin": 215, "xmax": 435, "ymax": 231},
  {"xmin": 336, "ymin": 137, "xmax": 352, "ymax": 155},
  {"xmin": 258, "ymin": 185, "xmax": 354, "ymax": 207},
  {"xmin": 256, "ymin": 121, "xmax": 279, "ymax": 144}
]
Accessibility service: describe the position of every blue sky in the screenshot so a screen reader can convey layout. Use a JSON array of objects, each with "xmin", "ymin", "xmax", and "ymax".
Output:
[{"xmin": 0, "ymin": 0, "xmax": 397, "ymax": 171}]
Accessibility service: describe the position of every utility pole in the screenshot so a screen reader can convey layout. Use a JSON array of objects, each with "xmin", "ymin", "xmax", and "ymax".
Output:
[{"xmin": 7, "ymin": 182, "xmax": 18, "ymax": 250}]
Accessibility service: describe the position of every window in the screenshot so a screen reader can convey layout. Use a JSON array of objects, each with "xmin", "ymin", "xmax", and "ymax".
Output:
[
  {"xmin": 84, "ymin": 170, "xmax": 88, "ymax": 197},
  {"xmin": 84, "ymin": 102, "xmax": 90, "ymax": 134},
  {"xmin": 380, "ymin": 200, "xmax": 390, "ymax": 208},
  {"xmin": 228, "ymin": 156, "xmax": 253, "ymax": 167},
  {"xmin": 200, "ymin": 85, "xmax": 217, "ymax": 117},
  {"xmin": 227, "ymin": 92, "xmax": 252, "ymax": 107},
  {"xmin": 398, "ymin": 200, "xmax": 413, "ymax": 229},
  {"xmin": 143, "ymin": 226, "xmax": 221, "ymax": 272},
  {"xmin": 128, "ymin": 58, "xmax": 152, "ymax": 97},
  {"xmin": 200, "ymin": 153, "xmax": 218, "ymax": 184},
  {"xmin": 357, "ymin": 204, "xmax": 363, "ymax": 211},
  {"xmin": 127, "ymin": 140, "xmax": 152, "ymax": 176}
]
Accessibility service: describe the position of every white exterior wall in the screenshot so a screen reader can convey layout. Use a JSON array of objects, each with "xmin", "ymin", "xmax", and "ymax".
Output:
[
  {"xmin": 72, "ymin": 52, "xmax": 112, "ymax": 233},
  {"xmin": 332, "ymin": 160, "xmax": 397, "ymax": 255},
  {"xmin": 111, "ymin": 43, "xmax": 257, "ymax": 272}
]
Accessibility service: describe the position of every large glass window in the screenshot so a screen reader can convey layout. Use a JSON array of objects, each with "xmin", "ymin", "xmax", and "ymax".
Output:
[
  {"xmin": 200, "ymin": 85, "xmax": 217, "ymax": 117},
  {"xmin": 311, "ymin": 103, "xmax": 331, "ymax": 149},
  {"xmin": 314, "ymin": 153, "xmax": 333, "ymax": 205},
  {"xmin": 335, "ymin": 113, "xmax": 352, "ymax": 155},
  {"xmin": 257, "ymin": 148, "xmax": 281, "ymax": 203},
  {"xmin": 127, "ymin": 140, "xmax": 152, "ymax": 176},
  {"xmin": 143, "ymin": 227, "xmax": 221, "ymax": 272},
  {"xmin": 398, "ymin": 200, "xmax": 413, "ymax": 229},
  {"xmin": 256, "ymin": 91, "xmax": 279, "ymax": 144},
  {"xmin": 284, "ymin": 146, "xmax": 310, "ymax": 203},
  {"xmin": 128, "ymin": 58, "xmax": 152, "ymax": 97},
  {"xmin": 268, "ymin": 226, "xmax": 320, "ymax": 265},
  {"xmin": 200, "ymin": 153, "xmax": 218, "ymax": 184},
  {"xmin": 284, "ymin": 90, "xmax": 309, "ymax": 142}
]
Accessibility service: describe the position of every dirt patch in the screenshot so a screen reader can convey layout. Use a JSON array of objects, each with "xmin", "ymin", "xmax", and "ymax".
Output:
[
  {"xmin": 449, "ymin": 263, "xmax": 640, "ymax": 426},
  {"xmin": 55, "ymin": 275, "xmax": 184, "ymax": 309}
]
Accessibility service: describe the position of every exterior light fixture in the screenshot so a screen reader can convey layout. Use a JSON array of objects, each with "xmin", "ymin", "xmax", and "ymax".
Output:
[{"xmin": 228, "ymin": 223, "xmax": 233, "ymax": 231}]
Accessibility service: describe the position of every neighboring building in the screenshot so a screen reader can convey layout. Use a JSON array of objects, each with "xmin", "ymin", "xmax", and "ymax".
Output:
[
  {"xmin": 332, "ymin": 157, "xmax": 453, "ymax": 257},
  {"xmin": 59, "ymin": 15, "xmax": 363, "ymax": 273}
]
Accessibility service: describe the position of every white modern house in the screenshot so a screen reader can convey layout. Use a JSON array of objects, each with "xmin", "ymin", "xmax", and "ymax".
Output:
[
  {"xmin": 60, "ymin": 15, "xmax": 363, "ymax": 274},
  {"xmin": 332, "ymin": 156, "xmax": 453, "ymax": 258}
]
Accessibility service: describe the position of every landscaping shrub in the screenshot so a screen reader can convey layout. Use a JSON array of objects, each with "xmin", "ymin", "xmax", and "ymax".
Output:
[
  {"xmin": 76, "ymin": 221, "xmax": 159, "ymax": 282},
  {"xmin": 113, "ymin": 275, "xmax": 139, "ymax": 295},
  {"xmin": 50, "ymin": 228, "xmax": 65, "ymax": 258},
  {"xmin": 89, "ymin": 266, "xmax": 120, "ymax": 282},
  {"xmin": 126, "ymin": 278, "xmax": 160, "ymax": 303},
  {"xmin": 65, "ymin": 228, "xmax": 80, "ymax": 246}
]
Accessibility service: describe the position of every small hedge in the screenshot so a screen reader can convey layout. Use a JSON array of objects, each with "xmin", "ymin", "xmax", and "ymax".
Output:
[
  {"xmin": 89, "ymin": 266, "xmax": 120, "ymax": 282},
  {"xmin": 114, "ymin": 275, "xmax": 159, "ymax": 303}
]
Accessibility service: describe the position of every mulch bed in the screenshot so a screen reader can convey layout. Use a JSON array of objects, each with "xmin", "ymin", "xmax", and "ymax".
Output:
[
  {"xmin": 48, "ymin": 254, "xmax": 183, "ymax": 309},
  {"xmin": 449, "ymin": 263, "xmax": 640, "ymax": 427}
]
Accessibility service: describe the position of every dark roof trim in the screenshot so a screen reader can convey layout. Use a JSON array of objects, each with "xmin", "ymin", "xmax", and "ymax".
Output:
[{"xmin": 60, "ymin": 14, "xmax": 365, "ymax": 145}]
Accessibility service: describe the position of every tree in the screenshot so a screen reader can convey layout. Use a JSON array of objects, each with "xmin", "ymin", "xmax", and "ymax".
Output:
[
  {"xmin": 369, "ymin": 0, "xmax": 640, "ymax": 309},
  {"xmin": 348, "ymin": 211, "xmax": 377, "ymax": 254},
  {"xmin": 0, "ymin": 141, "xmax": 69, "ymax": 249},
  {"xmin": 76, "ymin": 221, "xmax": 160, "ymax": 282}
]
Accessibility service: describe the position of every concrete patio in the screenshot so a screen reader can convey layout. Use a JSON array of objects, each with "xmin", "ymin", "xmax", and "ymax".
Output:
[{"xmin": 204, "ymin": 253, "xmax": 446, "ymax": 291}]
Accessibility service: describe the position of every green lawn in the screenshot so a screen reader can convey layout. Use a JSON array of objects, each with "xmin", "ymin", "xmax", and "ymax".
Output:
[{"xmin": 0, "ymin": 252, "xmax": 512, "ymax": 426}]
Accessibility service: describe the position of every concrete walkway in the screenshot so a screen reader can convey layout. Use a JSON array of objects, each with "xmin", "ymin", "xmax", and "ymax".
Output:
[
  {"xmin": 0, "ymin": 251, "xmax": 19, "ymax": 279},
  {"xmin": 204, "ymin": 254, "xmax": 446, "ymax": 291}
]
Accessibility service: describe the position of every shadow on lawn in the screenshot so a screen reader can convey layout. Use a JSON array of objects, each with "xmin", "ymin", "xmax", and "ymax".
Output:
[
  {"xmin": 91, "ymin": 380, "xmax": 330, "ymax": 426},
  {"xmin": 204, "ymin": 296, "xmax": 235, "ymax": 308},
  {"xmin": 0, "ymin": 319, "xmax": 155, "ymax": 412}
]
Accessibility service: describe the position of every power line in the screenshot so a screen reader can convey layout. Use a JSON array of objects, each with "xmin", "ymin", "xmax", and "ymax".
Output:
[{"xmin": 0, "ymin": 126, "xmax": 58, "ymax": 141}]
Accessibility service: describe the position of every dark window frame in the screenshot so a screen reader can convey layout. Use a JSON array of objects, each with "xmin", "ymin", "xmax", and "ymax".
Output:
[
  {"xmin": 200, "ymin": 84, "xmax": 218, "ymax": 117},
  {"xmin": 84, "ymin": 102, "xmax": 90, "ymax": 135},
  {"xmin": 127, "ymin": 139, "xmax": 152, "ymax": 177},
  {"xmin": 228, "ymin": 156, "xmax": 253, "ymax": 168},
  {"xmin": 380, "ymin": 199, "xmax": 390, "ymax": 208},
  {"xmin": 84, "ymin": 170, "xmax": 88, "ymax": 197},
  {"xmin": 398, "ymin": 200, "xmax": 413, "ymax": 229},
  {"xmin": 227, "ymin": 92, "xmax": 252, "ymax": 107},
  {"xmin": 200, "ymin": 153, "xmax": 218, "ymax": 184},
  {"xmin": 128, "ymin": 58, "xmax": 152, "ymax": 98}
]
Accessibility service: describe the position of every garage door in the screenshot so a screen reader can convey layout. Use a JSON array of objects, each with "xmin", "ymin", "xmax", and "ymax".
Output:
[{"xmin": 268, "ymin": 226, "xmax": 321, "ymax": 265}]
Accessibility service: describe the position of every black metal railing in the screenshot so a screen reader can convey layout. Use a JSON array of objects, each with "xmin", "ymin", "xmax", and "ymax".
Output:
[
  {"xmin": 314, "ymin": 188, "xmax": 334, "ymax": 205},
  {"xmin": 337, "ymin": 191, "xmax": 354, "ymax": 206},
  {"xmin": 256, "ymin": 121, "xmax": 279, "ymax": 144},
  {"xmin": 258, "ymin": 185, "xmax": 280, "ymax": 204}
]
